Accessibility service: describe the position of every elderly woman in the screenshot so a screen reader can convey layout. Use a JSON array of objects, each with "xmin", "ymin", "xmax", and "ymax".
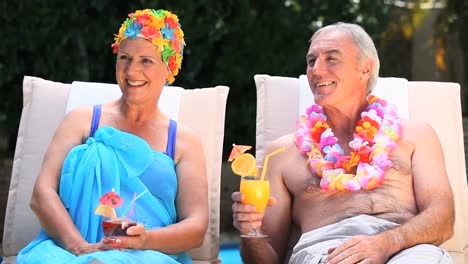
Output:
[{"xmin": 17, "ymin": 9, "xmax": 208, "ymax": 263}]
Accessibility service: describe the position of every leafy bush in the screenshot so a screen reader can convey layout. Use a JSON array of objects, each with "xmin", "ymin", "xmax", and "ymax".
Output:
[{"xmin": 1, "ymin": 0, "xmax": 465, "ymax": 158}]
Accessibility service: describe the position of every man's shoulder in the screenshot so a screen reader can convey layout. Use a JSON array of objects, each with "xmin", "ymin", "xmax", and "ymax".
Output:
[
  {"xmin": 405, "ymin": 117, "xmax": 432, "ymax": 124},
  {"xmin": 400, "ymin": 118, "xmax": 440, "ymax": 144},
  {"xmin": 401, "ymin": 118, "xmax": 434, "ymax": 134},
  {"xmin": 271, "ymin": 133, "xmax": 296, "ymax": 147},
  {"xmin": 265, "ymin": 133, "xmax": 301, "ymax": 157}
]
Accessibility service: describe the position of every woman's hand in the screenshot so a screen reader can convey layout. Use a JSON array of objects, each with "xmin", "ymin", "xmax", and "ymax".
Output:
[
  {"xmin": 101, "ymin": 223, "xmax": 148, "ymax": 250},
  {"xmin": 69, "ymin": 241, "xmax": 109, "ymax": 255}
]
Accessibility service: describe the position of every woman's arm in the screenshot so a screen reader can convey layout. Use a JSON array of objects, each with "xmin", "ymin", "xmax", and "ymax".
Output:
[{"xmin": 30, "ymin": 107, "xmax": 101, "ymax": 254}]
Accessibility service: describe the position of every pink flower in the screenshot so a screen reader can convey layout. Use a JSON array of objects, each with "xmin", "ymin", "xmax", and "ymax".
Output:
[
  {"xmin": 319, "ymin": 136, "xmax": 337, "ymax": 151},
  {"xmin": 370, "ymin": 152, "xmax": 393, "ymax": 169},
  {"xmin": 341, "ymin": 175, "xmax": 361, "ymax": 191},
  {"xmin": 356, "ymin": 163, "xmax": 385, "ymax": 190},
  {"xmin": 306, "ymin": 105, "xmax": 323, "ymax": 116},
  {"xmin": 308, "ymin": 158, "xmax": 335, "ymax": 177}
]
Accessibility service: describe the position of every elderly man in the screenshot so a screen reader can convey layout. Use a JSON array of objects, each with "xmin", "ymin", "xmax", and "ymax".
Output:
[{"xmin": 232, "ymin": 22, "xmax": 454, "ymax": 263}]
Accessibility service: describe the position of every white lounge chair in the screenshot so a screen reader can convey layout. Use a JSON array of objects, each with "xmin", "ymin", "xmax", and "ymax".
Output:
[
  {"xmin": 255, "ymin": 74, "xmax": 468, "ymax": 263},
  {"xmin": 2, "ymin": 76, "xmax": 229, "ymax": 264}
]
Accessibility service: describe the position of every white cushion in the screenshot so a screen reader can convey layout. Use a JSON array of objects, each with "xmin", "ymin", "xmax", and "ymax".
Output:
[
  {"xmin": 2, "ymin": 76, "xmax": 229, "ymax": 264},
  {"xmin": 255, "ymin": 74, "xmax": 468, "ymax": 262},
  {"xmin": 66, "ymin": 81, "xmax": 122, "ymax": 114},
  {"xmin": 180, "ymin": 86, "xmax": 229, "ymax": 263},
  {"xmin": 3, "ymin": 77, "xmax": 69, "ymax": 258},
  {"xmin": 255, "ymin": 75, "xmax": 300, "ymax": 162}
]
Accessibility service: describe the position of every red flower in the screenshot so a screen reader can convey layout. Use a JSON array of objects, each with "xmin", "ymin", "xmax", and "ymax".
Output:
[
  {"xmin": 311, "ymin": 126, "xmax": 327, "ymax": 143},
  {"xmin": 168, "ymin": 57, "xmax": 178, "ymax": 72},
  {"xmin": 170, "ymin": 39, "xmax": 181, "ymax": 53},
  {"xmin": 310, "ymin": 120, "xmax": 328, "ymax": 142},
  {"xmin": 356, "ymin": 146, "xmax": 371, "ymax": 163},
  {"xmin": 136, "ymin": 13, "xmax": 152, "ymax": 26},
  {"xmin": 111, "ymin": 43, "xmax": 119, "ymax": 54},
  {"xmin": 356, "ymin": 116, "xmax": 379, "ymax": 138},
  {"xmin": 165, "ymin": 16, "xmax": 178, "ymax": 28},
  {"xmin": 141, "ymin": 26, "xmax": 162, "ymax": 40}
]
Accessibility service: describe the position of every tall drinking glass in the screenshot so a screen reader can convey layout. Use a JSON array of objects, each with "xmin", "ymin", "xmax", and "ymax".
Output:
[{"xmin": 240, "ymin": 166, "xmax": 270, "ymax": 238}]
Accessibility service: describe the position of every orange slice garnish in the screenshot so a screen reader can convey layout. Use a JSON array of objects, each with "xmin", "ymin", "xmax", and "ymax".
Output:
[{"xmin": 231, "ymin": 153, "xmax": 257, "ymax": 177}]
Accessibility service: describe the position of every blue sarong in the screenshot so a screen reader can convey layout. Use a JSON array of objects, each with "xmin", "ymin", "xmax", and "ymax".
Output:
[{"xmin": 17, "ymin": 127, "xmax": 191, "ymax": 263}]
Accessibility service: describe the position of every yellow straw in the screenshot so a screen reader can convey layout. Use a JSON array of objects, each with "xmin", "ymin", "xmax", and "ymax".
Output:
[{"xmin": 261, "ymin": 147, "xmax": 286, "ymax": 181}]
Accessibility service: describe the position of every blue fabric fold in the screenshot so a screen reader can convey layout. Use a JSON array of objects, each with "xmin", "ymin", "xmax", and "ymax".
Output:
[{"xmin": 17, "ymin": 127, "xmax": 191, "ymax": 263}]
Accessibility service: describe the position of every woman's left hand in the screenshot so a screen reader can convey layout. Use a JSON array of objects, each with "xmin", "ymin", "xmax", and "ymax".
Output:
[{"xmin": 101, "ymin": 223, "xmax": 148, "ymax": 250}]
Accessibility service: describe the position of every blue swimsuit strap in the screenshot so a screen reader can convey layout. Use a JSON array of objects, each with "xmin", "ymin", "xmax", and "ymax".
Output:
[
  {"xmin": 165, "ymin": 119, "xmax": 177, "ymax": 160},
  {"xmin": 90, "ymin": 105, "xmax": 176, "ymax": 160},
  {"xmin": 90, "ymin": 105, "xmax": 101, "ymax": 138}
]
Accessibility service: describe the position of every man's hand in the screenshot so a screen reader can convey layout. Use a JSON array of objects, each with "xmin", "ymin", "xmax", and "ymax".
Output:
[
  {"xmin": 326, "ymin": 234, "xmax": 393, "ymax": 264},
  {"xmin": 231, "ymin": 191, "xmax": 276, "ymax": 235}
]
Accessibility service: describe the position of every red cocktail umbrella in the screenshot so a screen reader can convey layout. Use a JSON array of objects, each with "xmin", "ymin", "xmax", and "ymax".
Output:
[
  {"xmin": 94, "ymin": 189, "xmax": 123, "ymax": 219},
  {"xmin": 228, "ymin": 144, "xmax": 252, "ymax": 162}
]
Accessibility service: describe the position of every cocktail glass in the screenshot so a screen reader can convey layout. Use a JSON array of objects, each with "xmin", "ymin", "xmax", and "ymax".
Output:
[
  {"xmin": 240, "ymin": 166, "xmax": 270, "ymax": 238},
  {"xmin": 102, "ymin": 219, "xmax": 137, "ymax": 237}
]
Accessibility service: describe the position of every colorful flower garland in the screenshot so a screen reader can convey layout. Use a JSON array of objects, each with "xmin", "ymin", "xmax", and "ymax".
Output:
[
  {"xmin": 294, "ymin": 95, "xmax": 402, "ymax": 191},
  {"xmin": 112, "ymin": 9, "xmax": 185, "ymax": 84}
]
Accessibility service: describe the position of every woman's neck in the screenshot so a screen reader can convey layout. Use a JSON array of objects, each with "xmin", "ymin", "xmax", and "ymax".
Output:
[{"xmin": 118, "ymin": 100, "xmax": 162, "ymax": 124}]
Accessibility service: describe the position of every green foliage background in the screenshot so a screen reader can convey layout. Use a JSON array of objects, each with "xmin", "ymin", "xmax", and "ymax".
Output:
[{"xmin": 0, "ymin": 0, "xmax": 466, "ymax": 159}]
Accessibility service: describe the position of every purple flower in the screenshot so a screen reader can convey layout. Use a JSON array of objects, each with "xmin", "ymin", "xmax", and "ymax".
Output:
[{"xmin": 365, "ymin": 105, "xmax": 384, "ymax": 119}]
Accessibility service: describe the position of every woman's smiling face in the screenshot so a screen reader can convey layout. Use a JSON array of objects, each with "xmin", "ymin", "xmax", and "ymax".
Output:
[{"xmin": 116, "ymin": 37, "xmax": 169, "ymax": 105}]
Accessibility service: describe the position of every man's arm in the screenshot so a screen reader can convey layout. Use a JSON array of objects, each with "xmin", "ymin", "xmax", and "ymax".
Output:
[
  {"xmin": 327, "ymin": 120, "xmax": 455, "ymax": 263},
  {"xmin": 380, "ymin": 120, "xmax": 454, "ymax": 252},
  {"xmin": 233, "ymin": 138, "xmax": 294, "ymax": 263}
]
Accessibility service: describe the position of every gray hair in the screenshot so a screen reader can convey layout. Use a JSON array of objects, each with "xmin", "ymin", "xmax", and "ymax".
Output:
[{"xmin": 310, "ymin": 22, "xmax": 380, "ymax": 94}]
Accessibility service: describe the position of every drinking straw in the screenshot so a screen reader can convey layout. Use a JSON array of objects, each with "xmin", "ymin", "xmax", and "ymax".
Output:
[
  {"xmin": 121, "ymin": 189, "xmax": 149, "ymax": 219},
  {"xmin": 261, "ymin": 147, "xmax": 286, "ymax": 181}
]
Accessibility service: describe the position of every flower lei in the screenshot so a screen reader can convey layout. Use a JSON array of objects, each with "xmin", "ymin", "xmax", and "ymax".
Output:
[
  {"xmin": 294, "ymin": 95, "xmax": 402, "ymax": 191},
  {"xmin": 112, "ymin": 9, "xmax": 185, "ymax": 84}
]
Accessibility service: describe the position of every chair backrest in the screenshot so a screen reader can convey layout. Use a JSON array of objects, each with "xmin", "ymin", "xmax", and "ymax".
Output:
[
  {"xmin": 255, "ymin": 74, "xmax": 468, "ymax": 263},
  {"xmin": 2, "ymin": 76, "xmax": 229, "ymax": 264}
]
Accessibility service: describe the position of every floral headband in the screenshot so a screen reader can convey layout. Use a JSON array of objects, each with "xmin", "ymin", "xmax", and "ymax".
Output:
[{"xmin": 112, "ymin": 9, "xmax": 185, "ymax": 84}]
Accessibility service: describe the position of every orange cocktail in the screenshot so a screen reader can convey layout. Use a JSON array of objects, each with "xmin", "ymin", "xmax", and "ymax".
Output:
[
  {"xmin": 240, "ymin": 175, "xmax": 270, "ymax": 213},
  {"xmin": 229, "ymin": 145, "xmax": 285, "ymax": 238}
]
